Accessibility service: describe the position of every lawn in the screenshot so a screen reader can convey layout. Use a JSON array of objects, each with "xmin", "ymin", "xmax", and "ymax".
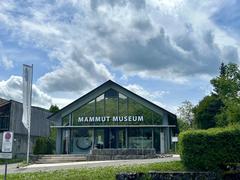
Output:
[{"xmin": 1, "ymin": 161, "xmax": 185, "ymax": 180}]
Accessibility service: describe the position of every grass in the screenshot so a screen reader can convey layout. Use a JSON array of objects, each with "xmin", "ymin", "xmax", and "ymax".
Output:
[
  {"xmin": 0, "ymin": 161, "xmax": 185, "ymax": 180},
  {"xmin": 0, "ymin": 159, "xmax": 24, "ymax": 165}
]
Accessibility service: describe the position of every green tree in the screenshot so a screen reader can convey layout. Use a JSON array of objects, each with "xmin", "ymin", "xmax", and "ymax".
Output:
[
  {"xmin": 211, "ymin": 63, "xmax": 240, "ymax": 126},
  {"xmin": 193, "ymin": 95, "xmax": 223, "ymax": 129},
  {"xmin": 49, "ymin": 104, "xmax": 60, "ymax": 113},
  {"xmin": 49, "ymin": 104, "xmax": 59, "ymax": 148},
  {"xmin": 177, "ymin": 100, "xmax": 194, "ymax": 127},
  {"xmin": 177, "ymin": 119, "xmax": 191, "ymax": 132},
  {"xmin": 33, "ymin": 105, "xmax": 60, "ymax": 154},
  {"xmin": 211, "ymin": 63, "xmax": 240, "ymax": 100}
]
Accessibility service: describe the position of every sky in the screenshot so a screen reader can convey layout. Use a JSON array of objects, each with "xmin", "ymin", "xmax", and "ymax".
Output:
[{"xmin": 0, "ymin": 0, "xmax": 240, "ymax": 113}]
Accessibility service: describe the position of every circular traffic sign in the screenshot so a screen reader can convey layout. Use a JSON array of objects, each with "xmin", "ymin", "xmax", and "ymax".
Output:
[{"xmin": 5, "ymin": 132, "xmax": 11, "ymax": 140}]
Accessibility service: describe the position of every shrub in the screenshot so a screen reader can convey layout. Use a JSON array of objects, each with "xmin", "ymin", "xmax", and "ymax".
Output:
[
  {"xmin": 33, "ymin": 137, "xmax": 55, "ymax": 154},
  {"xmin": 179, "ymin": 125, "xmax": 240, "ymax": 170}
]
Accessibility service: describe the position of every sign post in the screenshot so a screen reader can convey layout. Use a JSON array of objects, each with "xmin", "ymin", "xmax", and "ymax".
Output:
[{"xmin": 0, "ymin": 131, "xmax": 13, "ymax": 180}]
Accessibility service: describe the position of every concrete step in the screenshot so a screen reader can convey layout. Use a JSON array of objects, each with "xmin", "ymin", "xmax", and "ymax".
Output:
[{"xmin": 32, "ymin": 154, "xmax": 87, "ymax": 164}]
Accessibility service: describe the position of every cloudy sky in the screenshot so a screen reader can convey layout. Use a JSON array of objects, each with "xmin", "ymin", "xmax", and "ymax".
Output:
[{"xmin": 0, "ymin": 0, "xmax": 239, "ymax": 113}]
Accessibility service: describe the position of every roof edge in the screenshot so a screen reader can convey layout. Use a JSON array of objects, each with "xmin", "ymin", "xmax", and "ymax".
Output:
[{"xmin": 48, "ymin": 80, "xmax": 176, "ymax": 119}]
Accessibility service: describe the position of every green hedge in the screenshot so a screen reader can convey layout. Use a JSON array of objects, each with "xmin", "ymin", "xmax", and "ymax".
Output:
[
  {"xmin": 33, "ymin": 137, "xmax": 55, "ymax": 155},
  {"xmin": 179, "ymin": 126, "xmax": 240, "ymax": 170}
]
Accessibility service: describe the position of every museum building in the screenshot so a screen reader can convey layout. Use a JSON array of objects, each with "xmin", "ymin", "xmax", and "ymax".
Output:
[{"xmin": 49, "ymin": 80, "xmax": 178, "ymax": 155}]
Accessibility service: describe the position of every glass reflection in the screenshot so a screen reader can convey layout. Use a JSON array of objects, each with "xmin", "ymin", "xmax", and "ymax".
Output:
[
  {"xmin": 66, "ymin": 88, "xmax": 164, "ymax": 126},
  {"xmin": 71, "ymin": 128, "xmax": 93, "ymax": 154}
]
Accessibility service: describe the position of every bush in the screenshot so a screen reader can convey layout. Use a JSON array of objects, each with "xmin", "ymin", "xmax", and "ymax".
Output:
[
  {"xmin": 33, "ymin": 137, "xmax": 55, "ymax": 154},
  {"xmin": 179, "ymin": 125, "xmax": 240, "ymax": 170}
]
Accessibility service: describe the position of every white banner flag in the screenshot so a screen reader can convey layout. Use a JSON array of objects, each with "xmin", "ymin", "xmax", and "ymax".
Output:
[{"xmin": 22, "ymin": 64, "xmax": 33, "ymax": 130}]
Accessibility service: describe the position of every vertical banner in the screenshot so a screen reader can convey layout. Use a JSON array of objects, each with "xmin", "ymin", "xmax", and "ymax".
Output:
[
  {"xmin": 22, "ymin": 64, "xmax": 33, "ymax": 164},
  {"xmin": 22, "ymin": 64, "xmax": 33, "ymax": 130}
]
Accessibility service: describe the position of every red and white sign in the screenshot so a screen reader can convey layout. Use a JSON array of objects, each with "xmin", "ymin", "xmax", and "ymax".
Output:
[{"xmin": 2, "ymin": 132, "xmax": 13, "ymax": 153}]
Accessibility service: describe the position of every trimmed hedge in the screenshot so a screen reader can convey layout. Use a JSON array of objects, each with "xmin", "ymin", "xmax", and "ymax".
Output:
[
  {"xmin": 179, "ymin": 126, "xmax": 240, "ymax": 170},
  {"xmin": 33, "ymin": 137, "xmax": 55, "ymax": 154}
]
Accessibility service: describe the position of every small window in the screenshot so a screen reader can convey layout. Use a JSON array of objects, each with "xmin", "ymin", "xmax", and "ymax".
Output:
[
  {"xmin": 105, "ymin": 89, "xmax": 118, "ymax": 98},
  {"xmin": 62, "ymin": 115, "xmax": 70, "ymax": 126}
]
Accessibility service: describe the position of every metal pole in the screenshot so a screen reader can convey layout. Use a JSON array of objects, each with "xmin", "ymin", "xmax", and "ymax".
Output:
[
  {"xmin": 26, "ymin": 124, "xmax": 30, "ymax": 164},
  {"xmin": 4, "ymin": 161, "xmax": 7, "ymax": 180}
]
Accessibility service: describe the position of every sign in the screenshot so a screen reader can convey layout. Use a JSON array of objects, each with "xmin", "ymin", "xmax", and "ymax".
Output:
[
  {"xmin": 171, "ymin": 136, "xmax": 178, "ymax": 142},
  {"xmin": 78, "ymin": 116, "xmax": 144, "ymax": 123},
  {"xmin": 0, "ymin": 153, "xmax": 12, "ymax": 159},
  {"xmin": 2, "ymin": 132, "xmax": 13, "ymax": 153}
]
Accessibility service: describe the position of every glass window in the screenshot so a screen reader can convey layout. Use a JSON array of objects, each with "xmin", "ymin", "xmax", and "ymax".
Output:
[
  {"xmin": 70, "ymin": 89, "xmax": 164, "ymax": 126},
  {"xmin": 72, "ymin": 100, "xmax": 95, "ymax": 125},
  {"xmin": 61, "ymin": 129, "xmax": 70, "ymax": 154},
  {"xmin": 118, "ymin": 128, "xmax": 126, "ymax": 148},
  {"xmin": 62, "ymin": 115, "xmax": 70, "ymax": 126},
  {"xmin": 0, "ymin": 105, "xmax": 10, "ymax": 131},
  {"xmin": 96, "ymin": 94, "xmax": 104, "ymax": 116},
  {"xmin": 152, "ymin": 111, "xmax": 163, "ymax": 124},
  {"xmin": 94, "ymin": 128, "xmax": 105, "ymax": 149},
  {"xmin": 105, "ymin": 88, "xmax": 118, "ymax": 98},
  {"xmin": 128, "ymin": 98, "xmax": 153, "ymax": 125},
  {"xmin": 142, "ymin": 128, "xmax": 152, "ymax": 148},
  {"xmin": 105, "ymin": 89, "xmax": 118, "ymax": 120},
  {"xmin": 154, "ymin": 128, "xmax": 160, "ymax": 153},
  {"xmin": 119, "ymin": 93, "xmax": 127, "ymax": 116},
  {"xmin": 128, "ymin": 128, "xmax": 142, "ymax": 148},
  {"xmin": 70, "ymin": 128, "xmax": 93, "ymax": 154}
]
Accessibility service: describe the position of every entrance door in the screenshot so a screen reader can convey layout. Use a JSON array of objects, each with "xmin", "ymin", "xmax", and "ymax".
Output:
[
  {"xmin": 94, "ymin": 128, "xmax": 105, "ymax": 149},
  {"xmin": 109, "ymin": 128, "xmax": 117, "ymax": 148}
]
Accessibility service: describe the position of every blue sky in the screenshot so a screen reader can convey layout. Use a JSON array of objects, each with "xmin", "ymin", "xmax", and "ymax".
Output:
[{"xmin": 0, "ymin": 0, "xmax": 239, "ymax": 113}]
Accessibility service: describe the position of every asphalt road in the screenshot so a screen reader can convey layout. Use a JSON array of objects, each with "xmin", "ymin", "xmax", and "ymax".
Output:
[{"xmin": 0, "ymin": 155, "xmax": 180, "ymax": 174}]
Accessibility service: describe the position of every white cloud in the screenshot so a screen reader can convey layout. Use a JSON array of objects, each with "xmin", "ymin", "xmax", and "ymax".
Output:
[
  {"xmin": 1, "ymin": 55, "xmax": 14, "ymax": 70},
  {"xmin": 125, "ymin": 83, "xmax": 168, "ymax": 107},
  {"xmin": 0, "ymin": 76, "xmax": 52, "ymax": 109},
  {"xmin": 0, "ymin": 0, "xmax": 239, "ymax": 94}
]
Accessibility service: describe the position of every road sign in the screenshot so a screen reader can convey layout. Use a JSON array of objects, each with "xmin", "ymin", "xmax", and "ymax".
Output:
[
  {"xmin": 2, "ymin": 132, "xmax": 13, "ymax": 153},
  {"xmin": 0, "ymin": 153, "xmax": 12, "ymax": 159},
  {"xmin": 172, "ymin": 136, "xmax": 178, "ymax": 142}
]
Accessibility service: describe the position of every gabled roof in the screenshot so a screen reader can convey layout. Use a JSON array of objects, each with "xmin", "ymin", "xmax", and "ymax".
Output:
[
  {"xmin": 0, "ymin": 98, "xmax": 10, "ymax": 107},
  {"xmin": 48, "ymin": 80, "xmax": 176, "ymax": 120}
]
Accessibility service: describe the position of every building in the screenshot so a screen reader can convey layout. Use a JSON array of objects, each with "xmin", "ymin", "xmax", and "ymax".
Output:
[
  {"xmin": 49, "ymin": 80, "xmax": 178, "ymax": 155},
  {"xmin": 0, "ymin": 98, "xmax": 51, "ymax": 157}
]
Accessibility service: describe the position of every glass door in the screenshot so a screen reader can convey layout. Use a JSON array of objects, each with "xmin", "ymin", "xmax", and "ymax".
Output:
[
  {"xmin": 94, "ymin": 128, "xmax": 105, "ymax": 149},
  {"xmin": 109, "ymin": 128, "xmax": 117, "ymax": 148}
]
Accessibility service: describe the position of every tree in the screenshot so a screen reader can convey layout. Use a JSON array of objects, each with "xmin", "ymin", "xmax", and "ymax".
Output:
[
  {"xmin": 177, "ymin": 100, "xmax": 194, "ymax": 127},
  {"xmin": 211, "ymin": 63, "xmax": 240, "ymax": 126},
  {"xmin": 177, "ymin": 119, "xmax": 191, "ymax": 132},
  {"xmin": 193, "ymin": 95, "xmax": 223, "ymax": 129},
  {"xmin": 211, "ymin": 63, "xmax": 240, "ymax": 100},
  {"xmin": 49, "ymin": 104, "xmax": 60, "ymax": 113},
  {"xmin": 33, "ymin": 104, "xmax": 60, "ymax": 154}
]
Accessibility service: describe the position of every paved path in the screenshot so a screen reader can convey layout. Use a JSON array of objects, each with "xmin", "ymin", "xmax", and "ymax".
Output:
[{"xmin": 0, "ymin": 155, "xmax": 180, "ymax": 174}]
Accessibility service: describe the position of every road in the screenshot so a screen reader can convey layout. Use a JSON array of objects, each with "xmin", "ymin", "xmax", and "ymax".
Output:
[{"xmin": 0, "ymin": 155, "xmax": 180, "ymax": 174}]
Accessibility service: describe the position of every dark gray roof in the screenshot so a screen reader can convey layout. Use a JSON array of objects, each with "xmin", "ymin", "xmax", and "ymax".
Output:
[{"xmin": 0, "ymin": 98, "xmax": 9, "ymax": 107}]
